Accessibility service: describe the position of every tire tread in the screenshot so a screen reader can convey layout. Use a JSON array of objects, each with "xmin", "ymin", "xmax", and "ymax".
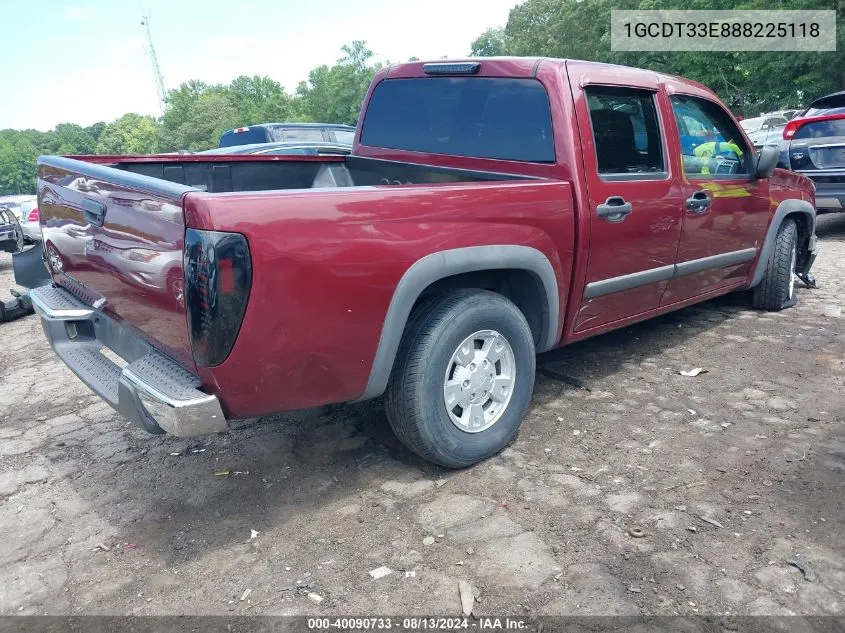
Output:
[{"xmin": 752, "ymin": 219, "xmax": 797, "ymax": 311}]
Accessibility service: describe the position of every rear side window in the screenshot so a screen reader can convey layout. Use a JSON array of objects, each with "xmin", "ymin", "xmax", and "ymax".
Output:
[
  {"xmin": 361, "ymin": 77, "xmax": 554, "ymax": 162},
  {"xmin": 585, "ymin": 86, "xmax": 664, "ymax": 176},
  {"xmin": 219, "ymin": 127, "xmax": 270, "ymax": 147},
  {"xmin": 280, "ymin": 128, "xmax": 326, "ymax": 142},
  {"xmin": 794, "ymin": 108, "xmax": 845, "ymax": 139}
]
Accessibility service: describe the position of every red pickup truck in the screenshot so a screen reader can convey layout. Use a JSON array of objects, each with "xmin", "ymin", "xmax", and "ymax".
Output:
[{"xmin": 32, "ymin": 58, "xmax": 818, "ymax": 468}]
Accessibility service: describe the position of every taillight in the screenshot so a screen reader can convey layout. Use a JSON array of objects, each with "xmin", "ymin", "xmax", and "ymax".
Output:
[
  {"xmin": 27, "ymin": 207, "xmax": 39, "ymax": 222},
  {"xmin": 784, "ymin": 113, "xmax": 845, "ymax": 140},
  {"xmin": 783, "ymin": 120, "xmax": 801, "ymax": 139},
  {"xmin": 184, "ymin": 229, "xmax": 252, "ymax": 366}
]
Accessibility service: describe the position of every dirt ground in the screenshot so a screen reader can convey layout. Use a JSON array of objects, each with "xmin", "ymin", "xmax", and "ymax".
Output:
[{"xmin": 0, "ymin": 216, "xmax": 843, "ymax": 618}]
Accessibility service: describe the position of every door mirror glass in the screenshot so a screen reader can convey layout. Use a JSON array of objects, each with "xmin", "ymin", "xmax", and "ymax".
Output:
[{"xmin": 755, "ymin": 145, "xmax": 780, "ymax": 179}]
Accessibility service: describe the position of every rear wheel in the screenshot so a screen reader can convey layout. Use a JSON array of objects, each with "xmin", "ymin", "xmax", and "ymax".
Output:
[
  {"xmin": 385, "ymin": 289, "xmax": 536, "ymax": 468},
  {"xmin": 752, "ymin": 218, "xmax": 798, "ymax": 311}
]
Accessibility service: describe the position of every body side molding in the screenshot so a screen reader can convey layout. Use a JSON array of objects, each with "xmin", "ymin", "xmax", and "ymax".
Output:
[
  {"xmin": 356, "ymin": 245, "xmax": 560, "ymax": 402},
  {"xmin": 584, "ymin": 247, "xmax": 758, "ymax": 300},
  {"xmin": 674, "ymin": 248, "xmax": 757, "ymax": 278}
]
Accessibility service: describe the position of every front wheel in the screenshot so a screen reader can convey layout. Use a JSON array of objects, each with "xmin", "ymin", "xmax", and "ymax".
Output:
[
  {"xmin": 385, "ymin": 289, "xmax": 536, "ymax": 468},
  {"xmin": 752, "ymin": 218, "xmax": 798, "ymax": 311}
]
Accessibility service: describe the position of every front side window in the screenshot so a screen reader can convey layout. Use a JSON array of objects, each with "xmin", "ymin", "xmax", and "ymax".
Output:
[
  {"xmin": 360, "ymin": 77, "xmax": 555, "ymax": 163},
  {"xmin": 671, "ymin": 95, "xmax": 750, "ymax": 178},
  {"xmin": 585, "ymin": 86, "xmax": 664, "ymax": 176}
]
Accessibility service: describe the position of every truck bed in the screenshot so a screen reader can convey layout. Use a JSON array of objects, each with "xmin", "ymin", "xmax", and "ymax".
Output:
[
  {"xmin": 80, "ymin": 154, "xmax": 535, "ymax": 193},
  {"xmin": 37, "ymin": 154, "xmax": 574, "ymax": 419}
]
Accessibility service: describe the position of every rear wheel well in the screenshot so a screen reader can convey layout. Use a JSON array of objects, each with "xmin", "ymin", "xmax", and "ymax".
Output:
[{"xmin": 414, "ymin": 269, "xmax": 548, "ymax": 348}]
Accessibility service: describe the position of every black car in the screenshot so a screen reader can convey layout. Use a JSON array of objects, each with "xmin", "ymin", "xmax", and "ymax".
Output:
[
  {"xmin": 781, "ymin": 91, "xmax": 845, "ymax": 214},
  {"xmin": 218, "ymin": 123, "xmax": 356, "ymax": 148},
  {"xmin": 0, "ymin": 205, "xmax": 23, "ymax": 254}
]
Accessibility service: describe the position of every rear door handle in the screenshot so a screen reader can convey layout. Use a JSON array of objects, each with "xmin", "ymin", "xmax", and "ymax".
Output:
[
  {"xmin": 596, "ymin": 196, "xmax": 633, "ymax": 223},
  {"xmin": 82, "ymin": 199, "xmax": 106, "ymax": 227},
  {"xmin": 685, "ymin": 191, "xmax": 712, "ymax": 214}
]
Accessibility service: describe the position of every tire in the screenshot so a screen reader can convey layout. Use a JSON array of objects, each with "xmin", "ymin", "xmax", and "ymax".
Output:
[
  {"xmin": 385, "ymin": 289, "xmax": 536, "ymax": 468},
  {"xmin": 752, "ymin": 218, "xmax": 799, "ymax": 311}
]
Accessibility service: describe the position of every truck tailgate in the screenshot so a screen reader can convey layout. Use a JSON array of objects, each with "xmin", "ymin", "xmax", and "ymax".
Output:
[{"xmin": 38, "ymin": 156, "xmax": 197, "ymax": 371}]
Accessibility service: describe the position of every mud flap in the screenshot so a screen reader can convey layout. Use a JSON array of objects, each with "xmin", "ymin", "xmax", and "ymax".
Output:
[
  {"xmin": 12, "ymin": 242, "xmax": 50, "ymax": 289},
  {"xmin": 0, "ymin": 291, "xmax": 34, "ymax": 323}
]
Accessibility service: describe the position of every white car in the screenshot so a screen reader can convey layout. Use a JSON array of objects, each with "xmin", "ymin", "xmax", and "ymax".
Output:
[{"xmin": 739, "ymin": 115, "xmax": 789, "ymax": 133}]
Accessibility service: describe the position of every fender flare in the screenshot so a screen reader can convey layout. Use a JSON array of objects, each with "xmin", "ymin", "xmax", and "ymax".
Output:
[
  {"xmin": 749, "ymin": 199, "xmax": 816, "ymax": 289},
  {"xmin": 355, "ymin": 245, "xmax": 560, "ymax": 402}
]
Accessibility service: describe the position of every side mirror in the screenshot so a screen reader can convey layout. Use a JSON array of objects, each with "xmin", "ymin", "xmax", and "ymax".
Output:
[{"xmin": 755, "ymin": 145, "xmax": 779, "ymax": 179}]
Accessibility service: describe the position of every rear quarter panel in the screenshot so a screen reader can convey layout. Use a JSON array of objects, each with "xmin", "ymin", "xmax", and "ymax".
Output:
[{"xmin": 184, "ymin": 180, "xmax": 575, "ymax": 417}]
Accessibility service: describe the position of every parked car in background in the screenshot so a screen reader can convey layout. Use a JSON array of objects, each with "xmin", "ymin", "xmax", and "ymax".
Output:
[
  {"xmin": 0, "ymin": 205, "xmax": 23, "ymax": 253},
  {"xmin": 771, "ymin": 109, "xmax": 801, "ymax": 121},
  {"xmin": 0, "ymin": 195, "xmax": 39, "ymax": 245},
  {"xmin": 746, "ymin": 126, "xmax": 786, "ymax": 151},
  {"xmin": 781, "ymin": 91, "xmax": 845, "ymax": 214},
  {"xmin": 218, "ymin": 123, "xmax": 356, "ymax": 148},
  {"xmin": 198, "ymin": 142, "xmax": 351, "ymax": 156},
  {"xmin": 17, "ymin": 197, "xmax": 41, "ymax": 243},
  {"xmin": 740, "ymin": 114, "xmax": 790, "ymax": 133},
  {"xmin": 32, "ymin": 57, "xmax": 817, "ymax": 468}
]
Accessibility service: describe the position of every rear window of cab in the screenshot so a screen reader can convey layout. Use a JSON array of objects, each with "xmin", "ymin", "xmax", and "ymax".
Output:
[{"xmin": 360, "ymin": 77, "xmax": 555, "ymax": 163}]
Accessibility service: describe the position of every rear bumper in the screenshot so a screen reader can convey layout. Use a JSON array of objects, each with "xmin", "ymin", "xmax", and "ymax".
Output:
[
  {"xmin": 30, "ymin": 284, "xmax": 228, "ymax": 438},
  {"xmin": 801, "ymin": 174, "xmax": 845, "ymax": 211}
]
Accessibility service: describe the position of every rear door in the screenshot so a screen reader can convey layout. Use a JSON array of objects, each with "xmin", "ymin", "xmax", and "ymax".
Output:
[
  {"xmin": 661, "ymin": 94, "xmax": 769, "ymax": 304},
  {"xmin": 569, "ymin": 69, "xmax": 684, "ymax": 332}
]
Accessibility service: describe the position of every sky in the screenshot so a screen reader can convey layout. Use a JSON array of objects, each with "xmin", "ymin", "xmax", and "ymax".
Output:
[{"xmin": 0, "ymin": 0, "xmax": 518, "ymax": 131}]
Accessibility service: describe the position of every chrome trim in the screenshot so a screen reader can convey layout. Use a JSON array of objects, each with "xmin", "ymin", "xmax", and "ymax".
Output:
[
  {"xmin": 122, "ymin": 368, "xmax": 228, "ymax": 437},
  {"xmin": 30, "ymin": 286, "xmax": 94, "ymax": 320}
]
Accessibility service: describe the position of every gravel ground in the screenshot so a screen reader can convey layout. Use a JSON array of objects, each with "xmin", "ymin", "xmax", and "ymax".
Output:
[{"xmin": 0, "ymin": 216, "xmax": 843, "ymax": 617}]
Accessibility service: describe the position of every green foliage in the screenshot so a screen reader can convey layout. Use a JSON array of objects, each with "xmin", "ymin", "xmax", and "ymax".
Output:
[
  {"xmin": 295, "ymin": 41, "xmax": 382, "ymax": 125},
  {"xmin": 488, "ymin": 0, "xmax": 844, "ymax": 116},
  {"xmin": 470, "ymin": 28, "xmax": 508, "ymax": 57},
  {"xmin": 95, "ymin": 114, "xmax": 160, "ymax": 154},
  {"xmin": 159, "ymin": 87, "xmax": 239, "ymax": 152}
]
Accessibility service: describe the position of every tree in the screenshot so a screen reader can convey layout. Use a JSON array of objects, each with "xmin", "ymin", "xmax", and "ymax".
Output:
[
  {"xmin": 159, "ymin": 82, "xmax": 239, "ymax": 151},
  {"xmin": 160, "ymin": 90, "xmax": 239, "ymax": 152},
  {"xmin": 295, "ymin": 41, "xmax": 381, "ymax": 125},
  {"xmin": 0, "ymin": 135, "xmax": 39, "ymax": 194},
  {"xmin": 228, "ymin": 75, "xmax": 297, "ymax": 125},
  {"xmin": 54, "ymin": 123, "xmax": 99, "ymax": 154},
  {"xmin": 481, "ymin": 0, "xmax": 845, "ymax": 116},
  {"xmin": 95, "ymin": 114, "xmax": 160, "ymax": 155},
  {"xmin": 470, "ymin": 27, "xmax": 507, "ymax": 57}
]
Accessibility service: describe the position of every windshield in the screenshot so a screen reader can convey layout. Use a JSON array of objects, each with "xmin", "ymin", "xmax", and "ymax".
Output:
[{"xmin": 360, "ymin": 77, "xmax": 555, "ymax": 162}]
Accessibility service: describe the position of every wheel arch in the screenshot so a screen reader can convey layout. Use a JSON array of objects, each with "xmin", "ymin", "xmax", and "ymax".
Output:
[
  {"xmin": 749, "ymin": 198, "xmax": 816, "ymax": 289},
  {"xmin": 355, "ymin": 245, "xmax": 560, "ymax": 402}
]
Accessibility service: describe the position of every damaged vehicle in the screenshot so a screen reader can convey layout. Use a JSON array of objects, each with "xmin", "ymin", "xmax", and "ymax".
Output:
[{"xmin": 29, "ymin": 57, "xmax": 818, "ymax": 468}]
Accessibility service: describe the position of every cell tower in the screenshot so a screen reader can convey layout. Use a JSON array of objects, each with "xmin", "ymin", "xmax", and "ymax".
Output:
[{"xmin": 141, "ymin": 13, "xmax": 167, "ymax": 114}]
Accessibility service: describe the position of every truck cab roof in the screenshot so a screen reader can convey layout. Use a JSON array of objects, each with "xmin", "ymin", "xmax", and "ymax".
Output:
[{"xmin": 381, "ymin": 57, "xmax": 718, "ymax": 101}]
